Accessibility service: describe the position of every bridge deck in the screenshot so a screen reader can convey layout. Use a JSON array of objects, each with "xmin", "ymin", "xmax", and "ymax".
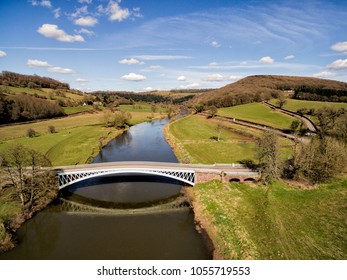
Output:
[
  {"xmin": 54, "ymin": 161, "xmax": 256, "ymax": 175},
  {"xmin": 55, "ymin": 162, "xmax": 259, "ymax": 189}
]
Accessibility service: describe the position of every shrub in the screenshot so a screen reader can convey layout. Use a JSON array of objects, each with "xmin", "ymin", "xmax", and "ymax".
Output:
[
  {"xmin": 27, "ymin": 128, "xmax": 38, "ymax": 138},
  {"xmin": 48, "ymin": 125, "xmax": 56, "ymax": 133}
]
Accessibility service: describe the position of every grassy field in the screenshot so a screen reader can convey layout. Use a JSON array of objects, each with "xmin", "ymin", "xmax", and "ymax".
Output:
[
  {"xmin": 63, "ymin": 105, "xmax": 94, "ymax": 115},
  {"xmin": 167, "ymin": 114, "xmax": 293, "ymax": 164},
  {"xmin": 191, "ymin": 179, "xmax": 347, "ymax": 259},
  {"xmin": 218, "ymin": 103, "xmax": 297, "ymax": 130},
  {"xmin": 0, "ymin": 126, "xmax": 122, "ymax": 166},
  {"xmin": 0, "ymin": 107, "xmax": 161, "ymax": 165},
  {"xmin": 269, "ymin": 99, "xmax": 347, "ymax": 112}
]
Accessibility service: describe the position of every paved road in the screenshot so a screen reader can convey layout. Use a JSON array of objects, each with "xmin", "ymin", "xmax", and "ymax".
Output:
[{"xmin": 54, "ymin": 161, "xmax": 258, "ymax": 176}]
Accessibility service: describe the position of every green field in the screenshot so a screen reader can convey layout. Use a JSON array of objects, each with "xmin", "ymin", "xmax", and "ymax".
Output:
[
  {"xmin": 0, "ymin": 126, "xmax": 121, "ymax": 166},
  {"xmin": 0, "ymin": 108, "xmax": 160, "ymax": 165},
  {"xmin": 269, "ymin": 99, "xmax": 347, "ymax": 112},
  {"xmin": 218, "ymin": 103, "xmax": 297, "ymax": 130},
  {"xmin": 192, "ymin": 179, "xmax": 347, "ymax": 259},
  {"xmin": 167, "ymin": 114, "xmax": 293, "ymax": 164},
  {"xmin": 63, "ymin": 105, "xmax": 94, "ymax": 115}
]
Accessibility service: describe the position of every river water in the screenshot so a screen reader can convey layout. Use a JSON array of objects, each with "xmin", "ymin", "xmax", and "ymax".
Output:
[{"xmin": 1, "ymin": 118, "xmax": 211, "ymax": 260}]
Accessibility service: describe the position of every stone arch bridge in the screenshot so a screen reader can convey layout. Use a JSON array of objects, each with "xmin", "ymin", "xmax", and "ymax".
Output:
[{"xmin": 55, "ymin": 161, "xmax": 259, "ymax": 190}]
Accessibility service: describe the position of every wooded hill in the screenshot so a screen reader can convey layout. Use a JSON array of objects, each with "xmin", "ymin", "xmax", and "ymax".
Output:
[
  {"xmin": 0, "ymin": 71, "xmax": 69, "ymax": 90},
  {"xmin": 194, "ymin": 75, "xmax": 347, "ymax": 107}
]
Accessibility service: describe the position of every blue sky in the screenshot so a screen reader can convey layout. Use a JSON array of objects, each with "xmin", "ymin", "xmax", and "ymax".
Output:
[{"xmin": 0, "ymin": 0, "xmax": 347, "ymax": 92}]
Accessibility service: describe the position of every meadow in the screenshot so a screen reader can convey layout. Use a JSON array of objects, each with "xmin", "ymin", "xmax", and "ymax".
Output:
[
  {"xmin": 167, "ymin": 114, "xmax": 293, "ymax": 164},
  {"xmin": 217, "ymin": 103, "xmax": 297, "ymax": 130},
  {"xmin": 0, "ymin": 107, "xmax": 161, "ymax": 166},
  {"xmin": 191, "ymin": 179, "xmax": 347, "ymax": 259},
  {"xmin": 269, "ymin": 98, "xmax": 347, "ymax": 112}
]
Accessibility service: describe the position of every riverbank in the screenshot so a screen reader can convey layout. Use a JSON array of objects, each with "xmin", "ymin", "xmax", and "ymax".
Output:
[
  {"xmin": 0, "ymin": 110, "xmax": 166, "ymax": 253},
  {"xmin": 0, "ymin": 177, "xmax": 58, "ymax": 253},
  {"xmin": 163, "ymin": 113, "xmax": 347, "ymax": 259}
]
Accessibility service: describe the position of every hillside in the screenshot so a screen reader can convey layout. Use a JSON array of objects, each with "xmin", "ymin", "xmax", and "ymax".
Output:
[{"xmin": 194, "ymin": 75, "xmax": 347, "ymax": 106}]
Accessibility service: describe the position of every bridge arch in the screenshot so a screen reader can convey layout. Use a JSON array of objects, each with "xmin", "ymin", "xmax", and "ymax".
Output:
[{"xmin": 57, "ymin": 168, "xmax": 195, "ymax": 190}]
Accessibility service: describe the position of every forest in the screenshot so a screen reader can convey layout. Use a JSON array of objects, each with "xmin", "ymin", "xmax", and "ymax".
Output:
[{"xmin": 0, "ymin": 71, "xmax": 69, "ymax": 90}]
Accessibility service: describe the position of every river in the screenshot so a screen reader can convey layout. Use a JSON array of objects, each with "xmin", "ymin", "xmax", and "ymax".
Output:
[{"xmin": 0, "ymin": 118, "xmax": 211, "ymax": 260}]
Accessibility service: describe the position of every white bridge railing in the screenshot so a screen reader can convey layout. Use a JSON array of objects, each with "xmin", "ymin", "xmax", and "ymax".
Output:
[{"xmin": 57, "ymin": 167, "xmax": 196, "ymax": 189}]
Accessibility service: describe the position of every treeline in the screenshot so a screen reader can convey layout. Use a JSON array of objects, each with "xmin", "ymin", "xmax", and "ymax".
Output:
[
  {"xmin": 294, "ymin": 86, "xmax": 347, "ymax": 102},
  {"xmin": 91, "ymin": 91, "xmax": 169, "ymax": 103},
  {"xmin": 169, "ymin": 88, "xmax": 213, "ymax": 93},
  {"xmin": 190, "ymin": 91, "xmax": 269, "ymax": 110},
  {"xmin": 0, "ymin": 93, "xmax": 65, "ymax": 124},
  {"xmin": 0, "ymin": 71, "xmax": 70, "ymax": 90}
]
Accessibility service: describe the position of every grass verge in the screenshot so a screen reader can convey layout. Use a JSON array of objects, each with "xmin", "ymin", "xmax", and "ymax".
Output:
[{"xmin": 189, "ymin": 179, "xmax": 347, "ymax": 259}]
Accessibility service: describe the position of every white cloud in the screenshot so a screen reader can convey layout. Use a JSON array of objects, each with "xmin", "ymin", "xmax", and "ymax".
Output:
[
  {"xmin": 211, "ymin": 41, "xmax": 221, "ymax": 48},
  {"xmin": 70, "ymin": 6, "xmax": 89, "ymax": 18},
  {"xmin": 134, "ymin": 55, "xmax": 191, "ymax": 60},
  {"xmin": 177, "ymin": 76, "xmax": 186, "ymax": 81},
  {"xmin": 202, "ymin": 74, "xmax": 224, "ymax": 81},
  {"xmin": 74, "ymin": 16, "xmax": 98, "ymax": 27},
  {"xmin": 76, "ymin": 78, "xmax": 89, "ymax": 83},
  {"xmin": 78, "ymin": 0, "xmax": 93, "ymax": 4},
  {"xmin": 148, "ymin": 65, "xmax": 161, "ymax": 69},
  {"xmin": 312, "ymin": 71, "xmax": 336, "ymax": 78},
  {"xmin": 98, "ymin": 1, "xmax": 130, "ymax": 22},
  {"xmin": 331, "ymin": 41, "xmax": 347, "ymax": 52},
  {"xmin": 121, "ymin": 73, "xmax": 147, "ymax": 81},
  {"xmin": 284, "ymin": 55, "xmax": 295, "ymax": 60},
  {"xmin": 202, "ymin": 74, "xmax": 242, "ymax": 81},
  {"xmin": 0, "ymin": 50, "xmax": 7, "ymax": 57},
  {"xmin": 327, "ymin": 59, "xmax": 347, "ymax": 70},
  {"xmin": 179, "ymin": 83, "xmax": 200, "ymax": 89},
  {"xmin": 53, "ymin": 8, "xmax": 61, "ymax": 18},
  {"xmin": 209, "ymin": 62, "xmax": 218, "ymax": 66},
  {"xmin": 144, "ymin": 87, "xmax": 153, "ymax": 91},
  {"xmin": 38, "ymin": 24, "xmax": 85, "ymax": 42},
  {"xmin": 259, "ymin": 56, "xmax": 275, "ymax": 64},
  {"xmin": 119, "ymin": 58, "xmax": 142, "ymax": 65},
  {"xmin": 77, "ymin": 28, "xmax": 95, "ymax": 36},
  {"xmin": 47, "ymin": 67, "xmax": 75, "ymax": 74},
  {"xmin": 27, "ymin": 59, "xmax": 51, "ymax": 67},
  {"xmin": 31, "ymin": 0, "xmax": 52, "ymax": 8}
]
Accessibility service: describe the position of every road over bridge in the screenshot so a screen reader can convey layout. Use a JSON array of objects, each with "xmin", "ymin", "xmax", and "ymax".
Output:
[{"xmin": 55, "ymin": 161, "xmax": 259, "ymax": 189}]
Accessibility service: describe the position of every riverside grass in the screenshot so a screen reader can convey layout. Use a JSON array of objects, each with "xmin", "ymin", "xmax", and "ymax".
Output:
[
  {"xmin": 167, "ymin": 114, "xmax": 293, "ymax": 164},
  {"xmin": 191, "ymin": 179, "xmax": 347, "ymax": 260},
  {"xmin": 218, "ymin": 103, "xmax": 297, "ymax": 130},
  {"xmin": 0, "ymin": 109, "xmax": 161, "ymax": 166}
]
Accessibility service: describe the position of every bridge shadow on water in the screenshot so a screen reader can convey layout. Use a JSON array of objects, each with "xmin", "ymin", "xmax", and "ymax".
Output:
[{"xmin": 61, "ymin": 174, "xmax": 188, "ymax": 209}]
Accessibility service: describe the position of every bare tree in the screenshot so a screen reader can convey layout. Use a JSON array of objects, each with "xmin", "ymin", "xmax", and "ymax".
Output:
[
  {"xmin": 0, "ymin": 144, "xmax": 56, "ymax": 212},
  {"xmin": 256, "ymin": 130, "xmax": 280, "ymax": 184},
  {"xmin": 295, "ymin": 137, "xmax": 346, "ymax": 183}
]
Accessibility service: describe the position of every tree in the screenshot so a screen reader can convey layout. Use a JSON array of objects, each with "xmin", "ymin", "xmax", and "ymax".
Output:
[
  {"xmin": 290, "ymin": 120, "xmax": 302, "ymax": 132},
  {"xmin": 208, "ymin": 105, "xmax": 218, "ymax": 118},
  {"xmin": 113, "ymin": 111, "xmax": 132, "ymax": 128},
  {"xmin": 216, "ymin": 123, "xmax": 223, "ymax": 142},
  {"xmin": 256, "ymin": 130, "xmax": 280, "ymax": 184},
  {"xmin": 27, "ymin": 128, "xmax": 38, "ymax": 138},
  {"xmin": 48, "ymin": 125, "xmax": 56, "ymax": 133},
  {"xmin": 0, "ymin": 144, "xmax": 56, "ymax": 212},
  {"xmin": 315, "ymin": 107, "xmax": 344, "ymax": 138},
  {"xmin": 276, "ymin": 93, "xmax": 287, "ymax": 109},
  {"xmin": 295, "ymin": 137, "xmax": 346, "ymax": 183}
]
